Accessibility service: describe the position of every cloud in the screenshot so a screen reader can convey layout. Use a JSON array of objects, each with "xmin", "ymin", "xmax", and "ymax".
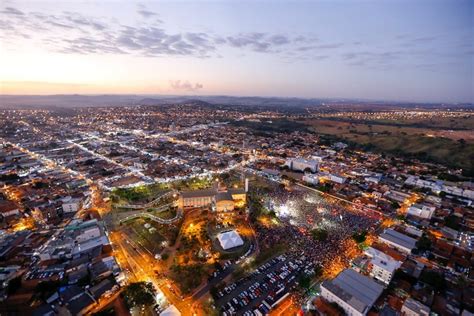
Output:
[
  {"xmin": 412, "ymin": 36, "xmax": 436, "ymax": 42},
  {"xmin": 225, "ymin": 33, "xmax": 305, "ymax": 52},
  {"xmin": 269, "ymin": 34, "xmax": 290, "ymax": 45},
  {"xmin": 114, "ymin": 26, "xmax": 216, "ymax": 57},
  {"xmin": 0, "ymin": 5, "xmax": 328, "ymax": 58},
  {"xmin": 314, "ymin": 43, "xmax": 343, "ymax": 49},
  {"xmin": 342, "ymin": 52, "xmax": 357, "ymax": 60},
  {"xmin": 170, "ymin": 80, "xmax": 203, "ymax": 91},
  {"xmin": 226, "ymin": 33, "xmax": 269, "ymax": 52},
  {"xmin": 1, "ymin": 7, "xmax": 24, "ymax": 15},
  {"xmin": 64, "ymin": 13, "xmax": 106, "ymax": 30},
  {"xmin": 138, "ymin": 9, "xmax": 157, "ymax": 18},
  {"xmin": 0, "ymin": 3, "xmax": 449, "ymax": 67},
  {"xmin": 59, "ymin": 37, "xmax": 126, "ymax": 55},
  {"xmin": 314, "ymin": 55, "xmax": 329, "ymax": 60},
  {"xmin": 137, "ymin": 4, "xmax": 158, "ymax": 18}
]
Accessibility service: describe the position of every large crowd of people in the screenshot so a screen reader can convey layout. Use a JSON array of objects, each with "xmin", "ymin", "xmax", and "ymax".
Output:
[{"xmin": 253, "ymin": 184, "xmax": 379, "ymax": 280}]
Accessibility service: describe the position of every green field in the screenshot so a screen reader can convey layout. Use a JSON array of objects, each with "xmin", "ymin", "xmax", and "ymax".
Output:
[
  {"xmin": 299, "ymin": 118, "xmax": 474, "ymax": 176},
  {"xmin": 313, "ymin": 115, "xmax": 474, "ymax": 130},
  {"xmin": 124, "ymin": 218, "xmax": 180, "ymax": 253},
  {"xmin": 111, "ymin": 183, "xmax": 170, "ymax": 203}
]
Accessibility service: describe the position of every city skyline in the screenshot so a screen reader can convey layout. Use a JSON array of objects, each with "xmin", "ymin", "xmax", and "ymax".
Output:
[{"xmin": 1, "ymin": 0, "xmax": 473, "ymax": 103}]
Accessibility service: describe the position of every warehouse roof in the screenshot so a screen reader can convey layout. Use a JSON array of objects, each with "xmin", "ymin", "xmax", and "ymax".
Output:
[{"xmin": 322, "ymin": 269, "xmax": 384, "ymax": 314}]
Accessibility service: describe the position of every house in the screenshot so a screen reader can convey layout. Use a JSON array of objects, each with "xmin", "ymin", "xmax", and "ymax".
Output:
[
  {"xmin": 379, "ymin": 229, "xmax": 417, "ymax": 254},
  {"xmin": 284, "ymin": 158, "xmax": 319, "ymax": 173},
  {"xmin": 0, "ymin": 200, "xmax": 20, "ymax": 218},
  {"xmin": 407, "ymin": 203, "xmax": 436, "ymax": 219},
  {"xmin": 401, "ymin": 298, "xmax": 430, "ymax": 316},
  {"xmin": 88, "ymin": 279, "xmax": 115, "ymax": 300},
  {"xmin": 66, "ymin": 292, "xmax": 95, "ymax": 316},
  {"xmin": 320, "ymin": 172, "xmax": 347, "ymax": 184},
  {"xmin": 303, "ymin": 173, "xmax": 319, "ymax": 185},
  {"xmin": 365, "ymin": 247, "xmax": 402, "ymax": 285},
  {"xmin": 62, "ymin": 196, "xmax": 83, "ymax": 213}
]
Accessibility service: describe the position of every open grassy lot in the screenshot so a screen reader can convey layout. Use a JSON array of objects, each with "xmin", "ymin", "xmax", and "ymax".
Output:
[
  {"xmin": 299, "ymin": 119, "xmax": 474, "ymax": 176},
  {"xmin": 123, "ymin": 217, "xmax": 180, "ymax": 253},
  {"xmin": 303, "ymin": 119, "xmax": 474, "ymax": 141},
  {"xmin": 312, "ymin": 114, "xmax": 474, "ymax": 130},
  {"xmin": 230, "ymin": 118, "xmax": 310, "ymax": 136},
  {"xmin": 111, "ymin": 183, "xmax": 170, "ymax": 204}
]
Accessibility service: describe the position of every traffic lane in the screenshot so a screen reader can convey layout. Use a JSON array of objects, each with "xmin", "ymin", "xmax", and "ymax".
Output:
[
  {"xmin": 193, "ymin": 264, "xmax": 236, "ymax": 300},
  {"xmin": 192, "ymin": 241, "xmax": 258, "ymax": 301}
]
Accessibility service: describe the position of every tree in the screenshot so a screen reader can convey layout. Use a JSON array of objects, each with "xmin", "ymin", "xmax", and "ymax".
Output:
[
  {"xmin": 396, "ymin": 214, "xmax": 406, "ymax": 221},
  {"xmin": 299, "ymin": 275, "xmax": 311, "ymax": 289},
  {"xmin": 210, "ymin": 286, "xmax": 219, "ymax": 298},
  {"xmin": 329, "ymin": 302, "xmax": 346, "ymax": 315},
  {"xmin": 0, "ymin": 173, "xmax": 20, "ymax": 182},
  {"xmin": 123, "ymin": 282, "xmax": 155, "ymax": 308},
  {"xmin": 35, "ymin": 280, "xmax": 60, "ymax": 299},
  {"xmin": 352, "ymin": 231, "xmax": 367, "ymax": 244},
  {"xmin": 7, "ymin": 276, "xmax": 22, "ymax": 295},
  {"xmin": 92, "ymin": 307, "xmax": 115, "ymax": 316},
  {"xmin": 444, "ymin": 215, "xmax": 460, "ymax": 230},
  {"xmin": 311, "ymin": 228, "xmax": 328, "ymax": 242},
  {"xmin": 420, "ymin": 270, "xmax": 446, "ymax": 293},
  {"xmin": 416, "ymin": 234, "xmax": 432, "ymax": 252},
  {"xmin": 391, "ymin": 201, "xmax": 400, "ymax": 210},
  {"xmin": 313, "ymin": 265, "xmax": 323, "ymax": 278}
]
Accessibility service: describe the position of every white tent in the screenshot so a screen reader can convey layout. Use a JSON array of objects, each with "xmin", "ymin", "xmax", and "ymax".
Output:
[{"xmin": 217, "ymin": 230, "xmax": 244, "ymax": 250}]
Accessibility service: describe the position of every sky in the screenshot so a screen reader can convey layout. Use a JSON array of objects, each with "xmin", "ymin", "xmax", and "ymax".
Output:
[{"xmin": 0, "ymin": 0, "xmax": 473, "ymax": 103}]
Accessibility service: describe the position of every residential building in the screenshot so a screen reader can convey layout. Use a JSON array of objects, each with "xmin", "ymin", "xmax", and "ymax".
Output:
[
  {"xmin": 401, "ymin": 298, "xmax": 430, "ymax": 316},
  {"xmin": 379, "ymin": 229, "xmax": 417, "ymax": 254},
  {"xmin": 285, "ymin": 158, "xmax": 319, "ymax": 173},
  {"xmin": 365, "ymin": 247, "xmax": 402, "ymax": 284},
  {"xmin": 407, "ymin": 203, "xmax": 435, "ymax": 219},
  {"xmin": 62, "ymin": 197, "xmax": 83, "ymax": 213}
]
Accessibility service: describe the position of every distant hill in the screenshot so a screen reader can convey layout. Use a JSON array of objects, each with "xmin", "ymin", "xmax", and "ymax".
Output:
[
  {"xmin": 0, "ymin": 94, "xmax": 326, "ymax": 108},
  {"xmin": 138, "ymin": 97, "xmax": 214, "ymax": 107},
  {"xmin": 0, "ymin": 94, "xmax": 471, "ymax": 109},
  {"xmin": 0, "ymin": 94, "xmax": 142, "ymax": 108}
]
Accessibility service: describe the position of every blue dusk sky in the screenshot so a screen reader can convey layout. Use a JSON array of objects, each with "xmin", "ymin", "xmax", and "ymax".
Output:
[{"xmin": 0, "ymin": 0, "xmax": 473, "ymax": 102}]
